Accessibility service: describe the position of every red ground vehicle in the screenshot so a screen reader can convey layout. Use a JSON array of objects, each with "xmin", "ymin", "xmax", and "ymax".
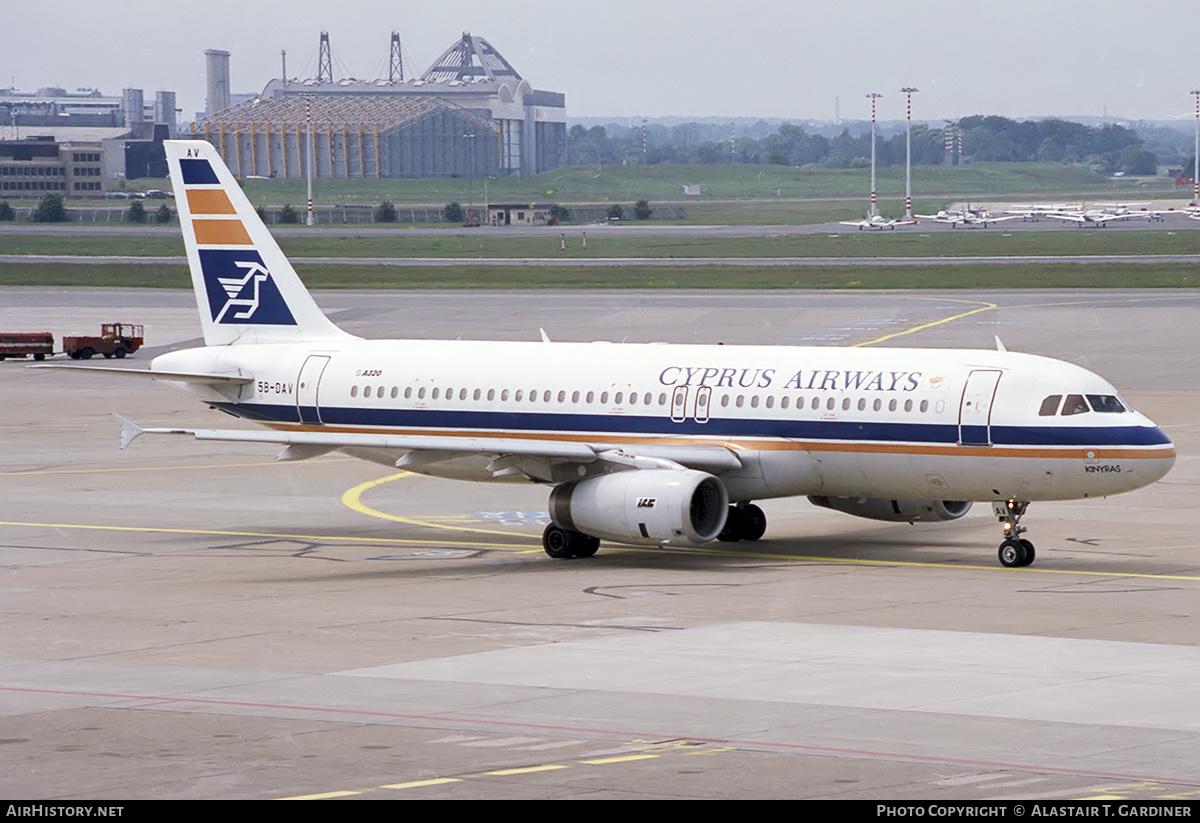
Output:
[
  {"xmin": 0, "ymin": 332, "xmax": 54, "ymax": 361},
  {"xmin": 64, "ymin": 323, "xmax": 144, "ymax": 360}
]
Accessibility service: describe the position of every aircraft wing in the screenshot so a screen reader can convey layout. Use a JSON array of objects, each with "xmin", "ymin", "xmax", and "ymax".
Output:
[
  {"xmin": 113, "ymin": 415, "xmax": 744, "ymax": 476},
  {"xmin": 1043, "ymin": 212, "xmax": 1089, "ymax": 224}
]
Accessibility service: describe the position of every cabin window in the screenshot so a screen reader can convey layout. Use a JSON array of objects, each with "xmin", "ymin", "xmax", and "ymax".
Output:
[
  {"xmin": 781, "ymin": 396, "xmax": 790, "ymax": 410},
  {"xmin": 1062, "ymin": 394, "xmax": 1089, "ymax": 416},
  {"xmin": 460, "ymin": 388, "xmax": 468, "ymax": 400},
  {"xmin": 514, "ymin": 390, "xmax": 523, "ymax": 401},
  {"xmin": 500, "ymin": 390, "xmax": 508, "ymax": 401},
  {"xmin": 586, "ymin": 391, "xmax": 595, "ymax": 404},
  {"xmin": 889, "ymin": 399, "xmax": 898, "ymax": 412},
  {"xmin": 736, "ymin": 395, "xmax": 745, "ymax": 408},
  {"xmin": 573, "ymin": 391, "xmax": 581, "ymax": 403},
  {"xmin": 904, "ymin": 399, "xmax": 913, "ymax": 412},
  {"xmin": 350, "ymin": 386, "xmax": 358, "ymax": 398},
  {"xmin": 417, "ymin": 387, "xmax": 426, "ymax": 399},
  {"xmin": 658, "ymin": 393, "xmax": 667, "ymax": 405},
  {"xmin": 919, "ymin": 399, "xmax": 928, "ymax": 413},
  {"xmin": 363, "ymin": 386, "xmax": 372, "ymax": 398},
  {"xmin": 765, "ymin": 396, "xmax": 775, "ymax": 409},
  {"xmin": 432, "ymin": 388, "xmax": 440, "ymax": 400},
  {"xmin": 1087, "ymin": 395, "xmax": 1125, "ymax": 413},
  {"xmin": 794, "ymin": 397, "xmax": 804, "ymax": 410},
  {"xmin": 615, "ymin": 392, "xmax": 624, "ymax": 404},
  {"xmin": 857, "ymin": 398, "xmax": 866, "ymax": 411},
  {"xmin": 826, "ymin": 397, "xmax": 836, "ymax": 411},
  {"xmin": 873, "ymin": 398, "xmax": 882, "ymax": 412},
  {"xmin": 487, "ymin": 389, "xmax": 496, "ymax": 401},
  {"xmin": 473, "ymin": 388, "xmax": 481, "ymax": 401},
  {"xmin": 557, "ymin": 390, "xmax": 566, "ymax": 403},
  {"xmin": 628, "ymin": 392, "xmax": 637, "ymax": 406},
  {"xmin": 750, "ymin": 396, "xmax": 760, "ymax": 408},
  {"xmin": 599, "ymin": 391, "xmax": 608, "ymax": 404},
  {"xmin": 391, "ymin": 387, "xmax": 398, "ymax": 399}
]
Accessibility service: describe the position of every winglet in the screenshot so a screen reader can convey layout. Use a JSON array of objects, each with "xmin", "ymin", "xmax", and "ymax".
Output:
[{"xmin": 113, "ymin": 413, "xmax": 144, "ymax": 450}]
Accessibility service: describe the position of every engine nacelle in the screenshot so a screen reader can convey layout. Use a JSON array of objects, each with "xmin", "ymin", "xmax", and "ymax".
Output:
[
  {"xmin": 549, "ymin": 469, "xmax": 728, "ymax": 546},
  {"xmin": 807, "ymin": 496, "xmax": 972, "ymax": 523}
]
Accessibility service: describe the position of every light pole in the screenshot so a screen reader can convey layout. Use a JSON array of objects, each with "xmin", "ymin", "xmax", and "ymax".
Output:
[
  {"xmin": 305, "ymin": 98, "xmax": 315, "ymax": 226},
  {"xmin": 867, "ymin": 93, "xmax": 882, "ymax": 217},
  {"xmin": 901, "ymin": 87, "xmax": 919, "ymax": 219},
  {"xmin": 1191, "ymin": 90, "xmax": 1199, "ymax": 206}
]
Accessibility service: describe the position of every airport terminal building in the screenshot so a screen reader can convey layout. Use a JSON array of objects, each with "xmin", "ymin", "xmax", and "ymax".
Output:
[{"xmin": 193, "ymin": 33, "xmax": 567, "ymax": 179}]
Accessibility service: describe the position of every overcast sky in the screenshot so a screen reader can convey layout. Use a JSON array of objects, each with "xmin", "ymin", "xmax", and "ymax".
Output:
[{"xmin": 7, "ymin": 0, "xmax": 1200, "ymax": 126}]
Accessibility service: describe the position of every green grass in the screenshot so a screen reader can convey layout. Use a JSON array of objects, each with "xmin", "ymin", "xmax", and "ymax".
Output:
[
  {"xmin": 4, "ymin": 225, "xmax": 1198, "ymax": 260},
  {"xmin": 1, "ymin": 261, "xmax": 1193, "ymax": 290}
]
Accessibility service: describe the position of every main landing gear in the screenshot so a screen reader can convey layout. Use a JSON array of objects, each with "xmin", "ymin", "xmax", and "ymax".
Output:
[
  {"xmin": 542, "ymin": 524, "xmax": 600, "ymax": 559},
  {"xmin": 717, "ymin": 503, "xmax": 767, "ymax": 543},
  {"xmin": 994, "ymin": 499, "xmax": 1035, "ymax": 568}
]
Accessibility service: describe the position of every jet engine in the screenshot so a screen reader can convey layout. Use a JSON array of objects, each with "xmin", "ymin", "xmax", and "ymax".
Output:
[
  {"xmin": 549, "ymin": 469, "xmax": 728, "ymax": 546},
  {"xmin": 807, "ymin": 496, "xmax": 972, "ymax": 523}
]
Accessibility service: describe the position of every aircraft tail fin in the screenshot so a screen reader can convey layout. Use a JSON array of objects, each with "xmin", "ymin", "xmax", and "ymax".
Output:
[{"xmin": 164, "ymin": 140, "xmax": 354, "ymax": 346}]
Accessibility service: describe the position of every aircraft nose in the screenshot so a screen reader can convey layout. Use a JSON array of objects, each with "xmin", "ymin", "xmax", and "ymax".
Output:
[{"xmin": 1142, "ymin": 425, "xmax": 1176, "ymax": 484}]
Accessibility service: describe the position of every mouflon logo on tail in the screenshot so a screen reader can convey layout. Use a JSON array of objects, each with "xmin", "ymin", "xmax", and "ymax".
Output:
[{"xmin": 200, "ymin": 250, "xmax": 296, "ymax": 326}]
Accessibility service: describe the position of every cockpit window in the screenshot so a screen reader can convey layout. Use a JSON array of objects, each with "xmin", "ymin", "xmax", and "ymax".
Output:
[
  {"xmin": 1061, "ymin": 394, "xmax": 1090, "ymax": 416},
  {"xmin": 1038, "ymin": 395, "xmax": 1061, "ymax": 416},
  {"xmin": 1086, "ymin": 394, "xmax": 1125, "ymax": 413}
]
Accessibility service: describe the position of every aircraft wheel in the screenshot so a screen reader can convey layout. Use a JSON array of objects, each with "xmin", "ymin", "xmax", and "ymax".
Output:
[
  {"xmin": 542, "ymin": 524, "xmax": 598, "ymax": 559},
  {"xmin": 543, "ymin": 524, "xmax": 575, "ymax": 558},
  {"xmin": 717, "ymin": 507, "xmax": 745, "ymax": 542},
  {"xmin": 739, "ymin": 504, "xmax": 767, "ymax": 541},
  {"xmin": 573, "ymin": 534, "xmax": 600, "ymax": 558},
  {"xmin": 998, "ymin": 538, "xmax": 1033, "ymax": 568}
]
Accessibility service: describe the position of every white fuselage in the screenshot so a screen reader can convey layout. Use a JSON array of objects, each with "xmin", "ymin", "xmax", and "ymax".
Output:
[{"xmin": 152, "ymin": 339, "xmax": 1176, "ymax": 505}]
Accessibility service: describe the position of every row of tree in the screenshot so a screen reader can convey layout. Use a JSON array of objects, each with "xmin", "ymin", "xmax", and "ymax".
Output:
[
  {"xmin": 568, "ymin": 117, "xmax": 1162, "ymax": 174},
  {"xmin": 0, "ymin": 195, "xmax": 177, "ymax": 223}
]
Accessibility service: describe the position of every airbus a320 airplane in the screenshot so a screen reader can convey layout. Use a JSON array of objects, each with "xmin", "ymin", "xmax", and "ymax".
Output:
[{"xmin": 65, "ymin": 140, "xmax": 1175, "ymax": 568}]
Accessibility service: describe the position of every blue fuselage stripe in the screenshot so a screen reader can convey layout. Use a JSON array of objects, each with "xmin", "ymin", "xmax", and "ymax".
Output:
[{"xmin": 216, "ymin": 402, "xmax": 1171, "ymax": 449}]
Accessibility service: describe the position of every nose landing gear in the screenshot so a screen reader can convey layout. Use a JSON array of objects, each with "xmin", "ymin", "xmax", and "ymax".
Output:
[{"xmin": 993, "ymin": 499, "xmax": 1035, "ymax": 567}]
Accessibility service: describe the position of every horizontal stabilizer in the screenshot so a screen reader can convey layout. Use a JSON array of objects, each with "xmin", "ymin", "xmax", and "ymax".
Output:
[
  {"xmin": 113, "ymin": 413, "xmax": 144, "ymax": 450},
  {"xmin": 33, "ymin": 364, "xmax": 253, "ymax": 385}
]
